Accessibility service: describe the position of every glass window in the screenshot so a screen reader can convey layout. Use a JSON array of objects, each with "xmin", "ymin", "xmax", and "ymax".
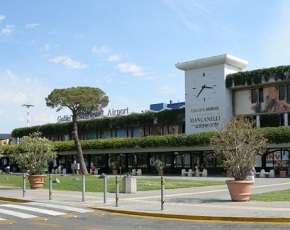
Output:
[
  {"xmin": 251, "ymin": 89, "xmax": 257, "ymax": 103},
  {"xmin": 174, "ymin": 153, "xmax": 191, "ymax": 168},
  {"xmin": 102, "ymin": 131, "xmax": 111, "ymax": 139},
  {"xmin": 279, "ymin": 85, "xmax": 286, "ymax": 100},
  {"xmin": 133, "ymin": 128, "xmax": 143, "ymax": 137},
  {"xmin": 258, "ymin": 88, "xmax": 264, "ymax": 102},
  {"xmin": 86, "ymin": 132, "xmax": 96, "ymax": 140},
  {"xmin": 287, "ymin": 85, "xmax": 290, "ymax": 101},
  {"xmin": 128, "ymin": 153, "xmax": 147, "ymax": 169},
  {"xmin": 163, "ymin": 126, "xmax": 169, "ymax": 135},
  {"xmin": 96, "ymin": 132, "xmax": 100, "ymax": 139},
  {"xmin": 91, "ymin": 155, "xmax": 106, "ymax": 168},
  {"xmin": 116, "ymin": 129, "xmax": 127, "ymax": 138},
  {"xmin": 127, "ymin": 129, "xmax": 132, "ymax": 137},
  {"xmin": 150, "ymin": 126, "xmax": 162, "ymax": 135},
  {"xmin": 169, "ymin": 126, "xmax": 179, "ymax": 134},
  {"xmin": 144, "ymin": 128, "xmax": 150, "ymax": 136}
]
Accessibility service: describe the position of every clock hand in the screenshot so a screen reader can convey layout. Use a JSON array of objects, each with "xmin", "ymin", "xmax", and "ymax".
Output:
[
  {"xmin": 196, "ymin": 85, "xmax": 205, "ymax": 98},
  {"xmin": 203, "ymin": 84, "xmax": 216, "ymax": 89}
]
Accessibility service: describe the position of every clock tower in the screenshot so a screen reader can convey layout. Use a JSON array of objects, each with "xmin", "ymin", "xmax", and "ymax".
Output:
[{"xmin": 176, "ymin": 54, "xmax": 248, "ymax": 134}]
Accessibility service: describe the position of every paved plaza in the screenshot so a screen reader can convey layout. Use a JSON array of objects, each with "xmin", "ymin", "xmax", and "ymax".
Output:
[{"xmin": 1, "ymin": 176, "xmax": 290, "ymax": 223}]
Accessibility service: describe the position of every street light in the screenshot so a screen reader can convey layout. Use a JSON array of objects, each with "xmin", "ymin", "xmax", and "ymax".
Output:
[{"xmin": 22, "ymin": 103, "xmax": 34, "ymax": 127}]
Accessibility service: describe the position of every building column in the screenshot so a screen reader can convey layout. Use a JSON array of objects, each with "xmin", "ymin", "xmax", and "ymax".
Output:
[
  {"xmin": 284, "ymin": 113, "xmax": 288, "ymax": 126},
  {"xmin": 256, "ymin": 115, "xmax": 260, "ymax": 128}
]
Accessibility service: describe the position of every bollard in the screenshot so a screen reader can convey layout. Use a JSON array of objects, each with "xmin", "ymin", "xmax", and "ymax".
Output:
[
  {"xmin": 103, "ymin": 174, "xmax": 107, "ymax": 204},
  {"xmin": 49, "ymin": 174, "xmax": 52, "ymax": 200},
  {"xmin": 22, "ymin": 173, "xmax": 26, "ymax": 197},
  {"xmin": 115, "ymin": 176, "xmax": 119, "ymax": 207},
  {"xmin": 161, "ymin": 176, "xmax": 165, "ymax": 211},
  {"xmin": 82, "ymin": 173, "xmax": 85, "ymax": 202}
]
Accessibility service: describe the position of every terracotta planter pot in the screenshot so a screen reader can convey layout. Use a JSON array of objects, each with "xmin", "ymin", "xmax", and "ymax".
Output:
[
  {"xmin": 226, "ymin": 180, "xmax": 254, "ymax": 202},
  {"xmin": 28, "ymin": 175, "xmax": 46, "ymax": 189},
  {"xmin": 279, "ymin": 171, "xmax": 287, "ymax": 177}
]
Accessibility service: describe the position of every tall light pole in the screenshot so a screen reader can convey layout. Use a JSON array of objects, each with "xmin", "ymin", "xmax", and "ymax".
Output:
[{"xmin": 22, "ymin": 103, "xmax": 34, "ymax": 127}]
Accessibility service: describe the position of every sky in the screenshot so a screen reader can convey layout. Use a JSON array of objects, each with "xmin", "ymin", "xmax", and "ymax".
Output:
[{"xmin": 1, "ymin": 0, "xmax": 290, "ymax": 133}]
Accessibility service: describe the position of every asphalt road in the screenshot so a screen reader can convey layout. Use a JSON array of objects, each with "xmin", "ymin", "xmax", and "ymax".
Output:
[{"xmin": 0, "ymin": 201, "xmax": 290, "ymax": 230}]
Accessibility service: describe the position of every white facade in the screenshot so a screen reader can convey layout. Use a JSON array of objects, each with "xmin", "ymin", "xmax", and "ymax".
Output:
[{"xmin": 176, "ymin": 54, "xmax": 248, "ymax": 134}]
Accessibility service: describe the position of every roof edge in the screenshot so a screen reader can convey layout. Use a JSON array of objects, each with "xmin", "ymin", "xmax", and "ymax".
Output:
[{"xmin": 175, "ymin": 54, "xmax": 248, "ymax": 71}]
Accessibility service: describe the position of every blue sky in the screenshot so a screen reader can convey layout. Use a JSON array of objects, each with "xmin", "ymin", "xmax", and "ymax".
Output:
[{"xmin": 1, "ymin": 0, "xmax": 290, "ymax": 133}]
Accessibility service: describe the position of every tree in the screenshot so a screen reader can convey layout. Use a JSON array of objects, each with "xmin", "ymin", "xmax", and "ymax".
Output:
[
  {"xmin": 45, "ymin": 86, "xmax": 109, "ymax": 174},
  {"xmin": 10, "ymin": 132, "xmax": 57, "ymax": 175},
  {"xmin": 210, "ymin": 116, "xmax": 268, "ymax": 180}
]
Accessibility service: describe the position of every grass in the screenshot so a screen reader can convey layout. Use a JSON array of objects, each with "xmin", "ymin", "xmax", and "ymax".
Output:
[
  {"xmin": 0, "ymin": 173, "xmax": 224, "ymax": 193},
  {"xmin": 2, "ymin": 174, "xmax": 289, "ymax": 200},
  {"xmin": 250, "ymin": 189, "xmax": 290, "ymax": 201}
]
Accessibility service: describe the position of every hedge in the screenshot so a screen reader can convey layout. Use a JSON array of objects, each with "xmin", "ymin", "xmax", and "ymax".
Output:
[
  {"xmin": 3, "ymin": 126, "xmax": 290, "ymax": 154},
  {"xmin": 11, "ymin": 108, "xmax": 185, "ymax": 138}
]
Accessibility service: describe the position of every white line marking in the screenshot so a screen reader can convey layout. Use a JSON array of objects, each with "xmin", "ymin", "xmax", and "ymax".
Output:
[
  {"xmin": 26, "ymin": 202, "xmax": 92, "ymax": 213},
  {"xmin": 0, "ymin": 208, "xmax": 37, "ymax": 219},
  {"xmin": 1, "ymin": 204, "xmax": 66, "ymax": 216}
]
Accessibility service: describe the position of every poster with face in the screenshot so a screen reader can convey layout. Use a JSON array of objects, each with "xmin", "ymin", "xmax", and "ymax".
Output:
[{"xmin": 235, "ymin": 86, "xmax": 290, "ymax": 115}]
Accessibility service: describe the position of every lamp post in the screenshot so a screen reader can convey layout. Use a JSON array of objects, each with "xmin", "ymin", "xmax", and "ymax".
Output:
[{"xmin": 22, "ymin": 103, "xmax": 34, "ymax": 127}]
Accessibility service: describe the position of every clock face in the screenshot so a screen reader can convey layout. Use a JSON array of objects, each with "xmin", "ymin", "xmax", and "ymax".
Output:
[{"xmin": 192, "ymin": 72, "xmax": 217, "ymax": 102}]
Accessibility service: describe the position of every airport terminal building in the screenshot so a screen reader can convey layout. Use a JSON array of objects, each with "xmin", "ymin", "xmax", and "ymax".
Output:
[{"xmin": 5, "ymin": 54, "xmax": 290, "ymax": 175}]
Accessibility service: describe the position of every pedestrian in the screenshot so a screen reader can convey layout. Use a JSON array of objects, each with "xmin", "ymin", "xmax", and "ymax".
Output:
[
  {"xmin": 199, "ymin": 163, "xmax": 204, "ymax": 172},
  {"xmin": 246, "ymin": 167, "xmax": 255, "ymax": 181}
]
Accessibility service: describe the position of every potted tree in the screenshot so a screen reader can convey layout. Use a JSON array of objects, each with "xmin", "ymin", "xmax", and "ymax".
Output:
[
  {"xmin": 109, "ymin": 161, "xmax": 118, "ymax": 175},
  {"xmin": 275, "ymin": 160, "xmax": 287, "ymax": 177},
  {"xmin": 154, "ymin": 159, "xmax": 165, "ymax": 176},
  {"xmin": 210, "ymin": 117, "xmax": 268, "ymax": 201},
  {"xmin": 9, "ymin": 132, "xmax": 57, "ymax": 189}
]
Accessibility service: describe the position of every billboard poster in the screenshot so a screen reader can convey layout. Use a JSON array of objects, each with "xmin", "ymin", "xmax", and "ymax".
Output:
[
  {"xmin": 235, "ymin": 86, "xmax": 290, "ymax": 115},
  {"xmin": 266, "ymin": 150, "xmax": 289, "ymax": 167}
]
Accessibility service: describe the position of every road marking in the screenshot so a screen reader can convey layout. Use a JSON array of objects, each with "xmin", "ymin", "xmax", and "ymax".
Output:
[
  {"xmin": 26, "ymin": 202, "xmax": 92, "ymax": 213},
  {"xmin": 0, "ymin": 208, "xmax": 37, "ymax": 218},
  {"xmin": 1, "ymin": 204, "xmax": 66, "ymax": 216}
]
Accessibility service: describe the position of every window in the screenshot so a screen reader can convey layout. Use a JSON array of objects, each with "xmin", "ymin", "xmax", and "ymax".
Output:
[
  {"xmin": 251, "ymin": 88, "xmax": 264, "ymax": 104},
  {"xmin": 102, "ymin": 131, "xmax": 111, "ymax": 139},
  {"xmin": 287, "ymin": 85, "xmax": 290, "ymax": 101},
  {"xmin": 132, "ymin": 128, "xmax": 143, "ymax": 137},
  {"xmin": 86, "ymin": 133, "xmax": 96, "ymax": 140},
  {"xmin": 251, "ymin": 89, "xmax": 257, "ymax": 103},
  {"xmin": 116, "ymin": 129, "xmax": 127, "ymax": 138},
  {"xmin": 258, "ymin": 88, "xmax": 264, "ymax": 102},
  {"xmin": 279, "ymin": 85, "xmax": 286, "ymax": 100}
]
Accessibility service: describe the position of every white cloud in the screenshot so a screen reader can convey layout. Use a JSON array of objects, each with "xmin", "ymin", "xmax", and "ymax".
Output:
[
  {"xmin": 4, "ymin": 69, "xmax": 18, "ymax": 85},
  {"xmin": 49, "ymin": 56, "xmax": 88, "ymax": 69},
  {"xmin": 1, "ymin": 24, "xmax": 15, "ymax": 35},
  {"xmin": 159, "ymin": 85, "xmax": 177, "ymax": 94},
  {"xmin": 164, "ymin": 0, "xmax": 212, "ymax": 33},
  {"xmin": 44, "ymin": 43, "xmax": 51, "ymax": 50},
  {"xmin": 107, "ymin": 54, "xmax": 121, "ymax": 62},
  {"xmin": 0, "ymin": 15, "xmax": 5, "ymax": 22},
  {"xmin": 116, "ymin": 63, "xmax": 145, "ymax": 77},
  {"xmin": 92, "ymin": 45, "xmax": 110, "ymax": 55},
  {"xmin": 0, "ymin": 91, "xmax": 27, "ymax": 104},
  {"xmin": 25, "ymin": 23, "xmax": 39, "ymax": 29},
  {"xmin": 0, "ymin": 69, "xmax": 62, "ymax": 132}
]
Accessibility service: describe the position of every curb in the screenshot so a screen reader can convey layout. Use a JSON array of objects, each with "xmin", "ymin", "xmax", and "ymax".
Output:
[
  {"xmin": 0, "ymin": 197, "xmax": 32, "ymax": 203},
  {"xmin": 95, "ymin": 207, "xmax": 290, "ymax": 223}
]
